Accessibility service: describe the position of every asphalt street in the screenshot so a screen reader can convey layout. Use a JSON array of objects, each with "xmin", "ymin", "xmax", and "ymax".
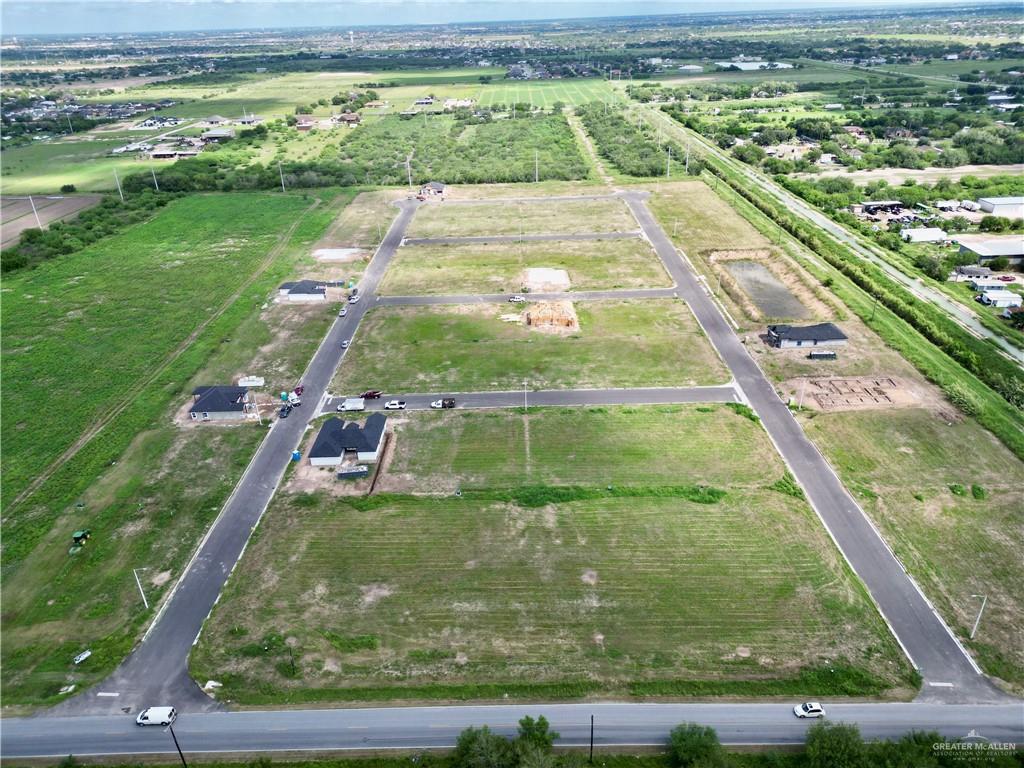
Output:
[
  {"xmin": 49, "ymin": 199, "xmax": 422, "ymax": 718},
  {"xmin": 646, "ymin": 109, "xmax": 1024, "ymax": 365},
  {"xmin": 5, "ymin": 703, "xmax": 1021, "ymax": 758},
  {"xmin": 403, "ymin": 231, "xmax": 642, "ymax": 246},
  {"xmin": 380, "ymin": 288, "xmax": 678, "ymax": 305},
  {"xmin": 621, "ymin": 190, "xmax": 1005, "ymax": 703},
  {"xmin": 321, "ymin": 385, "xmax": 740, "ymax": 415}
]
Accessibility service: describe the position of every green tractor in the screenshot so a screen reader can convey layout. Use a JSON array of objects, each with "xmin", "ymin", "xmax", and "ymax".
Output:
[{"xmin": 69, "ymin": 529, "xmax": 91, "ymax": 555}]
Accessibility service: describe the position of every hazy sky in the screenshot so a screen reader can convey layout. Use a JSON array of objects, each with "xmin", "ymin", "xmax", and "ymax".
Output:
[{"xmin": 0, "ymin": 0, "xmax": 1000, "ymax": 36}]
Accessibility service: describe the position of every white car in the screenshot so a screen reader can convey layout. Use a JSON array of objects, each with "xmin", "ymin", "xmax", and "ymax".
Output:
[
  {"xmin": 341, "ymin": 340, "xmax": 350, "ymax": 349},
  {"xmin": 136, "ymin": 706, "xmax": 177, "ymax": 726},
  {"xmin": 508, "ymin": 295, "xmax": 526, "ymax": 303},
  {"xmin": 793, "ymin": 702, "xmax": 825, "ymax": 718},
  {"xmin": 338, "ymin": 307, "xmax": 348, "ymax": 317},
  {"xmin": 383, "ymin": 400, "xmax": 407, "ymax": 410},
  {"xmin": 348, "ymin": 294, "xmax": 361, "ymax": 304}
]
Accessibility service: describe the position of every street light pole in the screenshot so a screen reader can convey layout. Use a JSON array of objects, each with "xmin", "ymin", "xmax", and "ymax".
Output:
[
  {"xmin": 132, "ymin": 568, "xmax": 149, "ymax": 609},
  {"xmin": 970, "ymin": 594, "xmax": 987, "ymax": 639},
  {"xmin": 589, "ymin": 714, "xmax": 594, "ymax": 763},
  {"xmin": 523, "ymin": 380, "xmax": 528, "ymax": 413}
]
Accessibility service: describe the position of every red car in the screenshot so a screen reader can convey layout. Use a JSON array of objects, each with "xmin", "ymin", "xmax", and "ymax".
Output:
[
  {"xmin": 360, "ymin": 390, "xmax": 383, "ymax": 399},
  {"xmin": 998, "ymin": 275, "xmax": 1015, "ymax": 282}
]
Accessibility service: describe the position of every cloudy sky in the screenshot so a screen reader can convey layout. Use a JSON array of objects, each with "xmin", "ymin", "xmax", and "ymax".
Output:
[{"xmin": 1, "ymin": 0, "xmax": 993, "ymax": 36}]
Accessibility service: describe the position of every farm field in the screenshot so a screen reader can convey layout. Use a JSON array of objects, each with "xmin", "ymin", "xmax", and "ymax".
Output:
[
  {"xmin": 332, "ymin": 300, "xmax": 729, "ymax": 393},
  {"xmin": 406, "ymin": 197, "xmax": 636, "ymax": 238},
  {"xmin": 0, "ymin": 194, "xmax": 103, "ymax": 249},
  {"xmin": 804, "ymin": 408, "xmax": 1024, "ymax": 692},
  {"xmin": 0, "ymin": 137, "xmax": 165, "ymax": 194},
  {"xmin": 0, "ymin": 193, "xmax": 316, "ymax": 530},
  {"xmin": 333, "ymin": 113, "xmax": 588, "ymax": 185},
  {"xmin": 193, "ymin": 405, "xmax": 912, "ymax": 704},
  {"xmin": 379, "ymin": 237, "xmax": 671, "ymax": 295}
]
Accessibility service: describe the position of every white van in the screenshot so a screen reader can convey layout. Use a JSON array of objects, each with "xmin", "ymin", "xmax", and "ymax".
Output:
[
  {"xmin": 337, "ymin": 397, "xmax": 365, "ymax": 412},
  {"xmin": 136, "ymin": 706, "xmax": 177, "ymax": 726}
]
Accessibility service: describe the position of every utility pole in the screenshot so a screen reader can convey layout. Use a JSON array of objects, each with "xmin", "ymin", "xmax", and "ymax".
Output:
[
  {"xmin": 523, "ymin": 380, "xmax": 528, "ymax": 413},
  {"xmin": 132, "ymin": 568, "xmax": 150, "ymax": 609},
  {"xmin": 278, "ymin": 162, "xmax": 286, "ymax": 193},
  {"xmin": 27, "ymin": 195, "xmax": 42, "ymax": 228},
  {"xmin": 406, "ymin": 155, "xmax": 413, "ymax": 188},
  {"xmin": 168, "ymin": 724, "xmax": 188, "ymax": 768},
  {"xmin": 66, "ymin": 115, "xmax": 74, "ymax": 134},
  {"xmin": 685, "ymin": 143, "xmax": 690, "ymax": 175},
  {"xmin": 113, "ymin": 169, "xmax": 124, "ymax": 202},
  {"xmin": 150, "ymin": 167, "xmax": 160, "ymax": 192},
  {"xmin": 534, "ymin": 149, "xmax": 539, "ymax": 183},
  {"xmin": 665, "ymin": 146, "xmax": 672, "ymax": 178},
  {"xmin": 589, "ymin": 715, "xmax": 594, "ymax": 763},
  {"xmin": 970, "ymin": 594, "xmax": 987, "ymax": 639}
]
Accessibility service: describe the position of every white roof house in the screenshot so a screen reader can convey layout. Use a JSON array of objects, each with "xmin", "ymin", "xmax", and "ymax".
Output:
[
  {"xmin": 978, "ymin": 197, "xmax": 1024, "ymax": 219},
  {"xmin": 979, "ymin": 289, "xmax": 1023, "ymax": 308},
  {"xmin": 901, "ymin": 227, "xmax": 947, "ymax": 243}
]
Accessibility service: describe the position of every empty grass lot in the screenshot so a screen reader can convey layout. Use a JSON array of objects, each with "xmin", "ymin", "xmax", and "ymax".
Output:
[
  {"xmin": 333, "ymin": 300, "xmax": 728, "ymax": 393},
  {"xmin": 647, "ymin": 180, "xmax": 773, "ymax": 256},
  {"xmin": 406, "ymin": 198, "xmax": 637, "ymax": 239},
  {"xmin": 193, "ymin": 405, "xmax": 912, "ymax": 704},
  {"xmin": 804, "ymin": 408, "xmax": 1024, "ymax": 692},
  {"xmin": 380, "ymin": 238, "xmax": 671, "ymax": 295}
]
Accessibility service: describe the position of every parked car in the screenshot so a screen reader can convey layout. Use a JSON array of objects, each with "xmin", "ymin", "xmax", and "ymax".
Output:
[
  {"xmin": 384, "ymin": 400, "xmax": 407, "ymax": 410},
  {"xmin": 348, "ymin": 294, "xmax": 361, "ymax": 304},
  {"xmin": 287, "ymin": 392, "xmax": 301, "ymax": 406},
  {"xmin": 793, "ymin": 702, "xmax": 825, "ymax": 719},
  {"xmin": 431, "ymin": 398, "xmax": 456, "ymax": 409},
  {"xmin": 998, "ymin": 275, "xmax": 1015, "ymax": 282},
  {"xmin": 341, "ymin": 340, "xmax": 350, "ymax": 349},
  {"xmin": 294, "ymin": 385, "xmax": 304, "ymax": 396},
  {"xmin": 339, "ymin": 307, "xmax": 348, "ymax": 317},
  {"xmin": 360, "ymin": 390, "xmax": 383, "ymax": 399},
  {"xmin": 136, "ymin": 706, "xmax": 177, "ymax": 726},
  {"xmin": 508, "ymin": 295, "xmax": 526, "ymax": 303},
  {"xmin": 337, "ymin": 397, "xmax": 365, "ymax": 412},
  {"xmin": 279, "ymin": 404, "xmax": 293, "ymax": 418}
]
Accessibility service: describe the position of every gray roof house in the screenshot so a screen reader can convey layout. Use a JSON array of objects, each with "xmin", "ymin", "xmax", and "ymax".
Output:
[
  {"xmin": 190, "ymin": 386, "xmax": 252, "ymax": 421},
  {"xmin": 421, "ymin": 181, "xmax": 446, "ymax": 195},
  {"xmin": 767, "ymin": 323, "xmax": 848, "ymax": 348},
  {"xmin": 309, "ymin": 414, "xmax": 388, "ymax": 466},
  {"xmin": 278, "ymin": 279, "xmax": 335, "ymax": 302}
]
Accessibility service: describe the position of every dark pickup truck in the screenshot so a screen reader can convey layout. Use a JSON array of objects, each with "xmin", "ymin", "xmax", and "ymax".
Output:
[{"xmin": 430, "ymin": 398, "xmax": 456, "ymax": 409}]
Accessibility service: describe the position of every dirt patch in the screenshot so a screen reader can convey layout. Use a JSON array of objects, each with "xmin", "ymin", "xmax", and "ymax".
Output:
[
  {"xmin": 783, "ymin": 376, "xmax": 922, "ymax": 412},
  {"xmin": 313, "ymin": 248, "xmax": 367, "ymax": 262},
  {"xmin": 581, "ymin": 569, "xmax": 599, "ymax": 585},
  {"xmin": 524, "ymin": 267, "xmax": 571, "ymax": 292},
  {"xmin": 525, "ymin": 300, "xmax": 579, "ymax": 335},
  {"xmin": 359, "ymin": 583, "xmax": 394, "ymax": 608},
  {"xmin": 736, "ymin": 646, "xmax": 752, "ymax": 658},
  {"xmin": 150, "ymin": 570, "xmax": 172, "ymax": 587}
]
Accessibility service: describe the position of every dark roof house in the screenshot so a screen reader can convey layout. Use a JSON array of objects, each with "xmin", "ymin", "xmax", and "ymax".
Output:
[
  {"xmin": 422, "ymin": 181, "xmax": 446, "ymax": 194},
  {"xmin": 190, "ymin": 386, "xmax": 251, "ymax": 420},
  {"xmin": 309, "ymin": 414, "xmax": 388, "ymax": 464},
  {"xmin": 767, "ymin": 323, "xmax": 848, "ymax": 348}
]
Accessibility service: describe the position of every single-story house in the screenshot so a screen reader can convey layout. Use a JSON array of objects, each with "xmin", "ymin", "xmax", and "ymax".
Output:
[
  {"xmin": 978, "ymin": 197, "xmax": 1024, "ymax": 219},
  {"xmin": 336, "ymin": 112, "xmax": 361, "ymax": 126},
  {"xmin": 935, "ymin": 199, "xmax": 960, "ymax": 211},
  {"xmin": 767, "ymin": 323, "xmax": 848, "ymax": 349},
  {"xmin": 968, "ymin": 277, "xmax": 1006, "ymax": 291},
  {"xmin": 954, "ymin": 264, "xmax": 992, "ymax": 278},
  {"xmin": 859, "ymin": 200, "xmax": 903, "ymax": 216},
  {"xmin": 205, "ymin": 115, "xmax": 230, "ymax": 125},
  {"xmin": 979, "ymin": 289, "xmax": 1023, "ymax": 308},
  {"xmin": 420, "ymin": 181, "xmax": 446, "ymax": 196},
  {"xmin": 201, "ymin": 127, "xmax": 235, "ymax": 142},
  {"xmin": 190, "ymin": 386, "xmax": 252, "ymax": 421},
  {"xmin": 901, "ymin": 227, "xmax": 947, "ymax": 243},
  {"xmin": 308, "ymin": 414, "xmax": 388, "ymax": 466},
  {"xmin": 278, "ymin": 279, "xmax": 342, "ymax": 302},
  {"xmin": 956, "ymin": 235, "xmax": 1024, "ymax": 265},
  {"xmin": 296, "ymin": 116, "xmax": 316, "ymax": 131}
]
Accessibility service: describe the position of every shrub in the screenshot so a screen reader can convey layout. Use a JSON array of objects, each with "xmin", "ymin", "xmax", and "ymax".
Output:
[
  {"xmin": 949, "ymin": 483, "xmax": 967, "ymax": 496},
  {"xmin": 805, "ymin": 721, "xmax": 866, "ymax": 768},
  {"xmin": 971, "ymin": 484, "xmax": 988, "ymax": 500},
  {"xmin": 668, "ymin": 723, "xmax": 727, "ymax": 768},
  {"xmin": 60, "ymin": 184, "xmax": 77, "ymax": 193}
]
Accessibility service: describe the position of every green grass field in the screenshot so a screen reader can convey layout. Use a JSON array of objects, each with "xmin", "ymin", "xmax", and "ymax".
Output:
[
  {"xmin": 804, "ymin": 408, "xmax": 1024, "ymax": 691},
  {"xmin": 380, "ymin": 237, "xmax": 671, "ymax": 295},
  {"xmin": 0, "ymin": 193, "xmax": 313, "ymax": 509},
  {"xmin": 192, "ymin": 405, "xmax": 912, "ymax": 704},
  {"xmin": 333, "ymin": 300, "xmax": 729, "ymax": 393},
  {"xmin": 647, "ymin": 180, "xmax": 774, "ymax": 255},
  {"xmin": 0, "ymin": 137, "xmax": 165, "ymax": 194},
  {"xmin": 406, "ymin": 197, "xmax": 636, "ymax": 238}
]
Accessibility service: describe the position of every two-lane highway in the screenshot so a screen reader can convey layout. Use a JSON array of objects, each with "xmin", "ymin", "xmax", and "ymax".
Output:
[{"xmin": 4, "ymin": 703, "xmax": 1022, "ymax": 758}]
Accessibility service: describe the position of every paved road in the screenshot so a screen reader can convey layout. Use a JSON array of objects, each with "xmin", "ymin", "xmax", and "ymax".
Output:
[
  {"xmin": 50, "ymin": 199, "xmax": 422, "ymax": 718},
  {"xmin": 444, "ymin": 193, "xmax": 620, "ymax": 205},
  {"xmin": 5, "ymin": 703, "xmax": 1021, "ymax": 757},
  {"xmin": 321, "ymin": 385, "xmax": 740, "ymax": 416},
  {"xmin": 403, "ymin": 231, "xmax": 641, "ymax": 246},
  {"xmin": 380, "ymin": 288, "xmax": 678, "ymax": 306},
  {"xmin": 643, "ymin": 108, "xmax": 1024, "ymax": 365},
  {"xmin": 621, "ymin": 190, "xmax": 1004, "ymax": 703}
]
